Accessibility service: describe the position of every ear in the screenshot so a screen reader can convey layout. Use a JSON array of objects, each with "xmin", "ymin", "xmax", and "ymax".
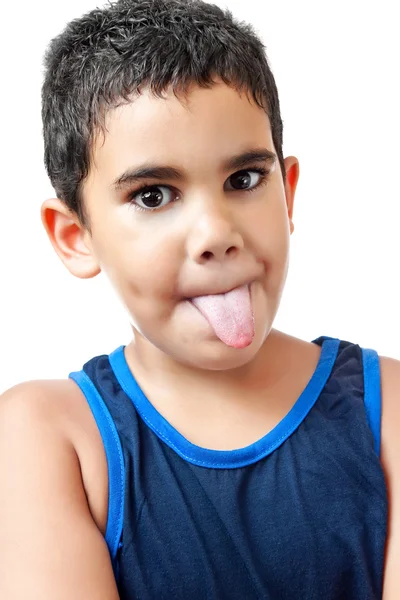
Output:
[
  {"xmin": 40, "ymin": 198, "xmax": 101, "ymax": 279},
  {"xmin": 283, "ymin": 156, "xmax": 300, "ymax": 235}
]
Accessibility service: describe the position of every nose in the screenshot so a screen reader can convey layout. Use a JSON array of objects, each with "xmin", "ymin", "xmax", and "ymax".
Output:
[{"xmin": 187, "ymin": 202, "xmax": 244, "ymax": 264}]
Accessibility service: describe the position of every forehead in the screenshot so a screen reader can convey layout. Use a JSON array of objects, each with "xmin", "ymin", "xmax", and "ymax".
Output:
[{"xmin": 88, "ymin": 82, "xmax": 274, "ymax": 187}]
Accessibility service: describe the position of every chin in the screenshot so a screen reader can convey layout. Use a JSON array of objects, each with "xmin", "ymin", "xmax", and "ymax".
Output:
[{"xmin": 177, "ymin": 333, "xmax": 267, "ymax": 371}]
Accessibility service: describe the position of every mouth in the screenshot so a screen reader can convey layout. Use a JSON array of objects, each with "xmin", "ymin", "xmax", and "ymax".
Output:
[
  {"xmin": 185, "ymin": 280, "xmax": 254, "ymax": 302},
  {"xmin": 189, "ymin": 283, "xmax": 255, "ymax": 349}
]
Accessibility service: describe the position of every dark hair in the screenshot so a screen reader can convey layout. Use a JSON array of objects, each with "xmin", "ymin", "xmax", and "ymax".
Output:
[{"xmin": 42, "ymin": 0, "xmax": 286, "ymax": 230}]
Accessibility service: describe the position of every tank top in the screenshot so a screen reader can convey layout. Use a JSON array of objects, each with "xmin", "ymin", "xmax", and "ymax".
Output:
[{"xmin": 69, "ymin": 336, "xmax": 388, "ymax": 599}]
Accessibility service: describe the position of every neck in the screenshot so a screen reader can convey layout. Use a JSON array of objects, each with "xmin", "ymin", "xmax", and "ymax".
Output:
[
  {"xmin": 122, "ymin": 329, "xmax": 321, "ymax": 450},
  {"xmin": 124, "ymin": 328, "xmax": 297, "ymax": 402}
]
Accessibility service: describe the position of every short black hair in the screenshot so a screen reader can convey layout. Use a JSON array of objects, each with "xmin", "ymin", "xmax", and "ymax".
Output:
[{"xmin": 42, "ymin": 0, "xmax": 286, "ymax": 230}]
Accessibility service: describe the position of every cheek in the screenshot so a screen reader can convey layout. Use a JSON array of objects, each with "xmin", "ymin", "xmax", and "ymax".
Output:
[
  {"xmin": 87, "ymin": 202, "xmax": 182, "ymax": 318},
  {"xmin": 103, "ymin": 227, "xmax": 182, "ymax": 304},
  {"xmin": 250, "ymin": 203, "xmax": 290, "ymax": 287},
  {"xmin": 250, "ymin": 199, "xmax": 290, "ymax": 254}
]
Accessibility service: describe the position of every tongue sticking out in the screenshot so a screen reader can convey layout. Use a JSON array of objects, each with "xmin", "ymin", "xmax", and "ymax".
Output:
[{"xmin": 191, "ymin": 284, "xmax": 255, "ymax": 349}]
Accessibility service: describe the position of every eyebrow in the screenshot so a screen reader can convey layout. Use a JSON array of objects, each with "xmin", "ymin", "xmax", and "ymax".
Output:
[{"xmin": 111, "ymin": 147, "xmax": 277, "ymax": 190}]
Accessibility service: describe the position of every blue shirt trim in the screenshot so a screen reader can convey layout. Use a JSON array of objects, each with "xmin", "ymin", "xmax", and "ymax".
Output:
[
  {"xmin": 108, "ymin": 338, "xmax": 340, "ymax": 469},
  {"xmin": 361, "ymin": 348, "xmax": 382, "ymax": 457},
  {"xmin": 68, "ymin": 370, "xmax": 125, "ymax": 569}
]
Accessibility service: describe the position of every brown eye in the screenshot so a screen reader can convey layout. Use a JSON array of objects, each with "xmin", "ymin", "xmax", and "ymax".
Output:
[
  {"xmin": 225, "ymin": 169, "xmax": 265, "ymax": 192},
  {"xmin": 130, "ymin": 185, "xmax": 176, "ymax": 211}
]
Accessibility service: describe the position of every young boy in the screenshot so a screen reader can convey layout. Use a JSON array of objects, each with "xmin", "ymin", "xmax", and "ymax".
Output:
[{"xmin": 1, "ymin": 0, "xmax": 399, "ymax": 598}]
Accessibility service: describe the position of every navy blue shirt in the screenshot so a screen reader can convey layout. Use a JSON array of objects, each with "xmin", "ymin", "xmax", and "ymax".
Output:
[{"xmin": 69, "ymin": 336, "xmax": 388, "ymax": 599}]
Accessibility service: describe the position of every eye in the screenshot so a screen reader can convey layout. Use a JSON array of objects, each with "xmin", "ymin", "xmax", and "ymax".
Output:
[
  {"xmin": 225, "ymin": 168, "xmax": 267, "ymax": 192},
  {"xmin": 130, "ymin": 185, "xmax": 178, "ymax": 211}
]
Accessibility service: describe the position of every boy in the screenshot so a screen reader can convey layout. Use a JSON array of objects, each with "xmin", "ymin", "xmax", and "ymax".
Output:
[{"xmin": 1, "ymin": 0, "xmax": 399, "ymax": 598}]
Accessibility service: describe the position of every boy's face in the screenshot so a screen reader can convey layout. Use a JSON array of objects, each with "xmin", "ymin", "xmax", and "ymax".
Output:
[{"xmin": 44, "ymin": 81, "xmax": 299, "ymax": 370}]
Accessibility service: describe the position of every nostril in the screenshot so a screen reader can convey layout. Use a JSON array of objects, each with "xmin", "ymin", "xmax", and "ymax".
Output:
[{"xmin": 201, "ymin": 247, "xmax": 237, "ymax": 261}]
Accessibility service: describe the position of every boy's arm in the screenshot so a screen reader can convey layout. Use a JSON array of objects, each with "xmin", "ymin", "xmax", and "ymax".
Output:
[
  {"xmin": 380, "ymin": 356, "xmax": 400, "ymax": 599},
  {"xmin": 0, "ymin": 383, "xmax": 120, "ymax": 600}
]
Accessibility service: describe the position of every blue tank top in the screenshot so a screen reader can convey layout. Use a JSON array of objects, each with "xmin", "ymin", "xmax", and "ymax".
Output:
[{"xmin": 69, "ymin": 336, "xmax": 388, "ymax": 599}]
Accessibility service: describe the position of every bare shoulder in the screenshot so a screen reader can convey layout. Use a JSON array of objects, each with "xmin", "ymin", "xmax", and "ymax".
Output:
[
  {"xmin": 377, "ymin": 356, "xmax": 400, "ymax": 599},
  {"xmin": 0, "ymin": 377, "xmax": 108, "ymax": 535},
  {"xmin": 0, "ymin": 378, "xmax": 115, "ymax": 599},
  {"xmin": 0, "ymin": 378, "xmax": 87, "ymax": 429},
  {"xmin": 380, "ymin": 355, "xmax": 400, "ymax": 460}
]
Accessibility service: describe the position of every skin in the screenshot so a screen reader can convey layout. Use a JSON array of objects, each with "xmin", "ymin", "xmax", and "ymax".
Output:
[{"xmin": 1, "ymin": 80, "xmax": 399, "ymax": 598}]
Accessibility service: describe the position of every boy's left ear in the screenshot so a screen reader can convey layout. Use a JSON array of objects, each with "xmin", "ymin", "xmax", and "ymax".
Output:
[
  {"xmin": 283, "ymin": 156, "xmax": 300, "ymax": 235},
  {"xmin": 41, "ymin": 198, "xmax": 101, "ymax": 279}
]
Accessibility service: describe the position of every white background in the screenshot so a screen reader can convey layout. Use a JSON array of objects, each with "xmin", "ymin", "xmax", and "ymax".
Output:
[{"xmin": 0, "ymin": 0, "xmax": 399, "ymax": 393}]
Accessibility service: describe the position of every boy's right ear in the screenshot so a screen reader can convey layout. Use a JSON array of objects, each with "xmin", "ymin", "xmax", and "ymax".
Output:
[{"xmin": 41, "ymin": 198, "xmax": 101, "ymax": 279}]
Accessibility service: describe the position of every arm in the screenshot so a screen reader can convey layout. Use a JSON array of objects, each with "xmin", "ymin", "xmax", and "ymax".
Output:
[
  {"xmin": 0, "ymin": 383, "xmax": 120, "ymax": 600},
  {"xmin": 379, "ymin": 357, "xmax": 400, "ymax": 599}
]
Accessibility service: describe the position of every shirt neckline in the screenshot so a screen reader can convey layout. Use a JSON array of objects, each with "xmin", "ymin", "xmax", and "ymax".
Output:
[{"xmin": 108, "ymin": 337, "xmax": 340, "ymax": 469}]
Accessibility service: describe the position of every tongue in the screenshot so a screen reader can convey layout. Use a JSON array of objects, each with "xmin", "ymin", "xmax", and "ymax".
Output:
[{"xmin": 191, "ymin": 284, "xmax": 255, "ymax": 348}]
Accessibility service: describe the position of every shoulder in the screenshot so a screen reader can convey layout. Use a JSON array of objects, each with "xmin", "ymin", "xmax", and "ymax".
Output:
[
  {"xmin": 0, "ymin": 378, "xmax": 95, "ymax": 449},
  {"xmin": 0, "ymin": 380, "xmax": 117, "ymax": 598},
  {"xmin": 377, "ymin": 356, "xmax": 400, "ymax": 598},
  {"xmin": 0, "ymin": 379, "xmax": 81, "ymax": 452},
  {"xmin": 0, "ymin": 378, "xmax": 109, "ymax": 535},
  {"xmin": 380, "ymin": 355, "xmax": 400, "ymax": 390},
  {"xmin": 380, "ymin": 355, "xmax": 400, "ymax": 456},
  {"xmin": 379, "ymin": 355, "xmax": 400, "ymax": 500},
  {"xmin": 1, "ymin": 378, "xmax": 83, "ymax": 426}
]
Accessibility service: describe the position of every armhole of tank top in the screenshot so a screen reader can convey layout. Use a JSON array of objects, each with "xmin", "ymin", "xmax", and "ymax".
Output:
[
  {"xmin": 68, "ymin": 370, "xmax": 125, "ymax": 573},
  {"xmin": 361, "ymin": 348, "xmax": 382, "ymax": 457}
]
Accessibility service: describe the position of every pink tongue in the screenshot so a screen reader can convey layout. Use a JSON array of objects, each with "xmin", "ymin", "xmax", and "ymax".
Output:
[{"xmin": 192, "ymin": 284, "xmax": 254, "ymax": 348}]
